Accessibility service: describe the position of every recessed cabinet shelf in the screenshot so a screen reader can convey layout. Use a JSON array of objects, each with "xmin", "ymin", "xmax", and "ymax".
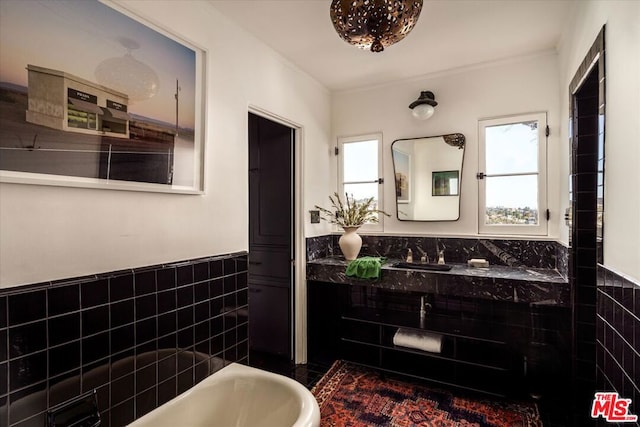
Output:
[
  {"xmin": 341, "ymin": 336, "xmax": 510, "ymax": 371},
  {"xmin": 341, "ymin": 314, "xmax": 514, "ymax": 369},
  {"xmin": 339, "ymin": 307, "xmax": 520, "ymax": 396},
  {"xmin": 335, "ymin": 292, "xmax": 526, "ymax": 397},
  {"xmin": 342, "ymin": 307, "xmax": 514, "ymax": 344}
]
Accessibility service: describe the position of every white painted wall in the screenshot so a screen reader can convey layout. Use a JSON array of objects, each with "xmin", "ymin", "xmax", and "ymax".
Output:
[
  {"xmin": 331, "ymin": 52, "xmax": 562, "ymax": 238},
  {"xmin": 3, "ymin": 1, "xmax": 637, "ymax": 288},
  {"xmin": 0, "ymin": 1, "xmax": 332, "ymax": 288},
  {"xmin": 557, "ymin": 0, "xmax": 640, "ymax": 282}
]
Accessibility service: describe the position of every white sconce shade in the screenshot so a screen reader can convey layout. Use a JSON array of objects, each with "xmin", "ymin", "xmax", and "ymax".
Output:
[
  {"xmin": 411, "ymin": 103, "xmax": 435, "ymax": 120},
  {"xmin": 409, "ymin": 91, "xmax": 438, "ymax": 120}
]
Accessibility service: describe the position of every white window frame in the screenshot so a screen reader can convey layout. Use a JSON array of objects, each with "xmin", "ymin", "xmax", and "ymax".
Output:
[
  {"xmin": 337, "ymin": 133, "xmax": 385, "ymax": 232},
  {"xmin": 478, "ymin": 112, "xmax": 548, "ymax": 236}
]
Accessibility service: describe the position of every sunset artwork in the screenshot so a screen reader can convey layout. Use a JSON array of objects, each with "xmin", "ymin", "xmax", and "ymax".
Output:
[{"xmin": 0, "ymin": 0, "xmax": 203, "ymax": 190}]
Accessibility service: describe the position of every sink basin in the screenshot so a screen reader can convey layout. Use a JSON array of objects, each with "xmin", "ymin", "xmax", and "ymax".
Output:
[{"xmin": 392, "ymin": 262, "xmax": 453, "ymax": 271}]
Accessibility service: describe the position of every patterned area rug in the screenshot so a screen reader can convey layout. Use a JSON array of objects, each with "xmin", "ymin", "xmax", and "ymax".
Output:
[{"xmin": 311, "ymin": 360, "xmax": 542, "ymax": 427}]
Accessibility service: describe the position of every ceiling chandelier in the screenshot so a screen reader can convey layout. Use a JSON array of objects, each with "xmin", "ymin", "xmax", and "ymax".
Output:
[{"xmin": 330, "ymin": 0, "xmax": 424, "ymax": 53}]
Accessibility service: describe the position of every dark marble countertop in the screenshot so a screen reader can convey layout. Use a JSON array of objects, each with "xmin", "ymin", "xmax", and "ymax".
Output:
[{"xmin": 306, "ymin": 256, "xmax": 570, "ymax": 307}]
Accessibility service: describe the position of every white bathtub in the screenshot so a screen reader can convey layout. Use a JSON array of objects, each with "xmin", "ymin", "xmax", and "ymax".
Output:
[{"xmin": 128, "ymin": 363, "xmax": 320, "ymax": 427}]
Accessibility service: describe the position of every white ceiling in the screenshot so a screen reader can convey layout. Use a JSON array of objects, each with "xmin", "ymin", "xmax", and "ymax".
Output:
[{"xmin": 208, "ymin": 0, "xmax": 576, "ymax": 92}]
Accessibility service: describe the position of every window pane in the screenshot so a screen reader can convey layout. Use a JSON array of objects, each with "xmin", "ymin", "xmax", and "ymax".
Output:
[
  {"xmin": 343, "ymin": 182, "xmax": 379, "ymax": 210},
  {"xmin": 485, "ymin": 121, "xmax": 538, "ymax": 175},
  {"xmin": 343, "ymin": 140, "xmax": 378, "ymax": 182},
  {"xmin": 68, "ymin": 106, "xmax": 97, "ymax": 130},
  {"xmin": 485, "ymin": 175, "xmax": 538, "ymax": 225}
]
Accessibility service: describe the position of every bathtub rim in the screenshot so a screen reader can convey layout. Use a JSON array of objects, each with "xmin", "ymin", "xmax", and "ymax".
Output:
[{"xmin": 128, "ymin": 362, "xmax": 320, "ymax": 427}]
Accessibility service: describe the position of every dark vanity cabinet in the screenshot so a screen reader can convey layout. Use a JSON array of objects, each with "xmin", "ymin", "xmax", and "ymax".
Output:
[{"xmin": 308, "ymin": 281, "xmax": 571, "ymax": 399}]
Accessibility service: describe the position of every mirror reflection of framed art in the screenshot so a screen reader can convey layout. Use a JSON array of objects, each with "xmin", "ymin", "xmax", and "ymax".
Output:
[
  {"xmin": 393, "ymin": 149, "xmax": 411, "ymax": 204},
  {"xmin": 432, "ymin": 170, "xmax": 459, "ymax": 196}
]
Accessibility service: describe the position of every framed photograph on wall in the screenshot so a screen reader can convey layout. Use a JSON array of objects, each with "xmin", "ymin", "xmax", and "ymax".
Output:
[{"xmin": 0, "ymin": 0, "xmax": 206, "ymax": 193}]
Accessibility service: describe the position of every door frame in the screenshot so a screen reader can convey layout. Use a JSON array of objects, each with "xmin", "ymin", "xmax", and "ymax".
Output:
[{"xmin": 247, "ymin": 105, "xmax": 307, "ymax": 364}]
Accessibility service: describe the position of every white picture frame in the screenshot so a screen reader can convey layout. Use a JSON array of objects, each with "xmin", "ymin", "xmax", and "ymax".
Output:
[{"xmin": 0, "ymin": 0, "xmax": 206, "ymax": 194}]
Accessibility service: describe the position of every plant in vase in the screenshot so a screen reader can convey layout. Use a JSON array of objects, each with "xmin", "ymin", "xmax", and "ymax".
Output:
[{"xmin": 315, "ymin": 192, "xmax": 391, "ymax": 260}]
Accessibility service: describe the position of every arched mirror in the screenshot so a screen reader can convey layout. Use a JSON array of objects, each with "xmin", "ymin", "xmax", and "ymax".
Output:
[{"xmin": 392, "ymin": 133, "xmax": 465, "ymax": 221}]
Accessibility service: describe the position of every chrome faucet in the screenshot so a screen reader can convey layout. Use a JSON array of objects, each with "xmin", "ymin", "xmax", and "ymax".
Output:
[
  {"xmin": 435, "ymin": 242, "xmax": 445, "ymax": 264},
  {"xmin": 416, "ymin": 247, "xmax": 429, "ymax": 263}
]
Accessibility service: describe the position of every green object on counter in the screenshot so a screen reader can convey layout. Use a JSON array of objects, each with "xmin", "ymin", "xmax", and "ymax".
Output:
[{"xmin": 345, "ymin": 257, "xmax": 386, "ymax": 279}]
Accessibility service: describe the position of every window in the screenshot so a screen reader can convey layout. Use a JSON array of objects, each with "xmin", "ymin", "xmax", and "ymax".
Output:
[
  {"xmin": 67, "ymin": 105, "xmax": 98, "ymax": 130},
  {"xmin": 67, "ymin": 89, "xmax": 100, "ymax": 130},
  {"xmin": 337, "ymin": 133, "xmax": 384, "ymax": 230},
  {"xmin": 478, "ymin": 113, "xmax": 547, "ymax": 235}
]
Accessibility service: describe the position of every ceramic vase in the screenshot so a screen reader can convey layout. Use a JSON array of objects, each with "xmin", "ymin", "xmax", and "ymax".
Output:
[{"xmin": 339, "ymin": 226, "xmax": 362, "ymax": 261}]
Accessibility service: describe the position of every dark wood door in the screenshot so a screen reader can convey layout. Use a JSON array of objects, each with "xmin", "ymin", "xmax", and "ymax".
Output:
[{"xmin": 248, "ymin": 112, "xmax": 293, "ymax": 358}]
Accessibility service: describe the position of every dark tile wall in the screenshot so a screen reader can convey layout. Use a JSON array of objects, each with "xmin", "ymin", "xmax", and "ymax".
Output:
[
  {"xmin": 556, "ymin": 243, "xmax": 569, "ymax": 280},
  {"xmin": 596, "ymin": 266, "xmax": 639, "ymax": 426},
  {"xmin": 307, "ymin": 235, "xmax": 567, "ymax": 270},
  {"xmin": 0, "ymin": 252, "xmax": 249, "ymax": 427},
  {"xmin": 568, "ymin": 26, "xmax": 605, "ymax": 426},
  {"xmin": 306, "ymin": 235, "xmax": 335, "ymax": 261}
]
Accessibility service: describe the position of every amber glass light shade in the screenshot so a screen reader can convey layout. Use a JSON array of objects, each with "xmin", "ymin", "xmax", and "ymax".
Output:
[{"xmin": 330, "ymin": 0, "xmax": 423, "ymax": 52}]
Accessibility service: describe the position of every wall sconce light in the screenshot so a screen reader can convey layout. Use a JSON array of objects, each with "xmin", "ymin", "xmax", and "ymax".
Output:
[{"xmin": 409, "ymin": 91, "xmax": 438, "ymax": 120}]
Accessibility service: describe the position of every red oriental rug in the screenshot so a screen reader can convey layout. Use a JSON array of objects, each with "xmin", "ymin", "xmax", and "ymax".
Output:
[{"xmin": 311, "ymin": 360, "xmax": 542, "ymax": 427}]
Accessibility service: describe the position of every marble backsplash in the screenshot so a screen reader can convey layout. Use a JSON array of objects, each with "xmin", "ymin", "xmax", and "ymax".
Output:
[{"xmin": 307, "ymin": 234, "xmax": 569, "ymax": 272}]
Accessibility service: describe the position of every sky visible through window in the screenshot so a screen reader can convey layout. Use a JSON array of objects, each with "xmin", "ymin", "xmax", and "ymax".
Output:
[
  {"xmin": 342, "ymin": 139, "xmax": 378, "ymax": 203},
  {"xmin": 485, "ymin": 122, "xmax": 539, "ymax": 210}
]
